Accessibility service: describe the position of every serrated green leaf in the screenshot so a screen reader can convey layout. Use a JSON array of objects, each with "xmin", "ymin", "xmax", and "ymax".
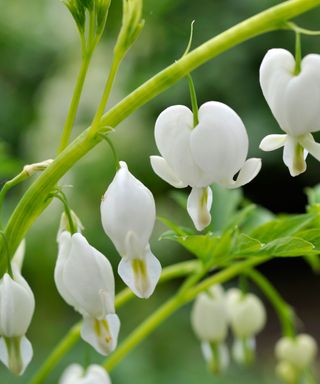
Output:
[
  {"xmin": 258, "ymin": 237, "xmax": 316, "ymax": 257},
  {"xmin": 233, "ymin": 233, "xmax": 262, "ymax": 255},
  {"xmin": 295, "ymin": 229, "xmax": 320, "ymax": 249},
  {"xmin": 250, "ymin": 214, "xmax": 315, "ymax": 243}
]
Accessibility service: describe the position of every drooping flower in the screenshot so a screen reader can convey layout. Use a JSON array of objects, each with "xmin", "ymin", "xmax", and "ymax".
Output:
[
  {"xmin": 226, "ymin": 288, "xmax": 266, "ymax": 365},
  {"xmin": 191, "ymin": 285, "xmax": 229, "ymax": 373},
  {"xmin": 59, "ymin": 363, "xmax": 111, "ymax": 384},
  {"xmin": 55, "ymin": 232, "xmax": 120, "ymax": 355},
  {"xmin": 259, "ymin": 48, "xmax": 320, "ymax": 176},
  {"xmin": 275, "ymin": 333, "xmax": 317, "ymax": 383},
  {"xmin": 100, "ymin": 161, "xmax": 161, "ymax": 299},
  {"xmin": 150, "ymin": 101, "xmax": 261, "ymax": 231},
  {"xmin": 0, "ymin": 242, "xmax": 35, "ymax": 375}
]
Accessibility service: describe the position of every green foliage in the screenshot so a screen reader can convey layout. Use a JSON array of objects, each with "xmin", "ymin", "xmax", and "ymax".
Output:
[{"xmin": 161, "ymin": 186, "xmax": 320, "ymax": 266}]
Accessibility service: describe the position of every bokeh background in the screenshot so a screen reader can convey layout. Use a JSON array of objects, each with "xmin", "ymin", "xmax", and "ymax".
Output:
[{"xmin": 0, "ymin": 0, "xmax": 320, "ymax": 382}]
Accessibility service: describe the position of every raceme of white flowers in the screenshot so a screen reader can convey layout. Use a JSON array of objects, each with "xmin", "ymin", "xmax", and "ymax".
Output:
[
  {"xmin": 59, "ymin": 363, "xmax": 111, "ymax": 384},
  {"xmin": 150, "ymin": 101, "xmax": 261, "ymax": 231},
  {"xmin": 191, "ymin": 285, "xmax": 266, "ymax": 372},
  {"xmin": 0, "ymin": 241, "xmax": 35, "ymax": 375},
  {"xmin": 260, "ymin": 48, "xmax": 320, "ymax": 176},
  {"xmin": 55, "ymin": 231, "xmax": 120, "ymax": 355},
  {"xmin": 275, "ymin": 333, "xmax": 317, "ymax": 383},
  {"xmin": 101, "ymin": 161, "xmax": 161, "ymax": 299}
]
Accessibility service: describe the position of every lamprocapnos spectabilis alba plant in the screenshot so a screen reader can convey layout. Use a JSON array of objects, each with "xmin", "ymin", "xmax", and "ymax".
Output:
[{"xmin": 0, "ymin": 1, "xmax": 320, "ymax": 383}]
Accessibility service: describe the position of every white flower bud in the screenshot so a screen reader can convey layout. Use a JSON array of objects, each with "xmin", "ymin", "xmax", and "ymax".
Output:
[
  {"xmin": 150, "ymin": 102, "xmax": 261, "ymax": 230},
  {"xmin": 260, "ymin": 49, "xmax": 320, "ymax": 176},
  {"xmin": 275, "ymin": 334, "xmax": 317, "ymax": 371},
  {"xmin": 100, "ymin": 161, "xmax": 161, "ymax": 299},
  {"xmin": 59, "ymin": 363, "xmax": 111, "ymax": 384},
  {"xmin": 226, "ymin": 288, "xmax": 266, "ymax": 339},
  {"xmin": 191, "ymin": 285, "xmax": 229, "ymax": 374},
  {"xmin": 55, "ymin": 232, "xmax": 120, "ymax": 355},
  {"xmin": 191, "ymin": 285, "xmax": 228, "ymax": 343},
  {"xmin": 0, "ymin": 266, "xmax": 35, "ymax": 375}
]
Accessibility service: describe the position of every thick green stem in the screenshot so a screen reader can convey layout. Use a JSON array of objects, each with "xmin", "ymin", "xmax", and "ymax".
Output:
[
  {"xmin": 246, "ymin": 269, "xmax": 296, "ymax": 337},
  {"xmin": 103, "ymin": 256, "xmax": 269, "ymax": 372},
  {"xmin": 28, "ymin": 260, "xmax": 198, "ymax": 384},
  {"xmin": 58, "ymin": 54, "xmax": 92, "ymax": 153},
  {"xmin": 1, "ymin": 0, "xmax": 320, "ymax": 274}
]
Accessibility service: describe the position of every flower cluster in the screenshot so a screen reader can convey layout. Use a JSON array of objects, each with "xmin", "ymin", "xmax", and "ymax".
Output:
[{"xmin": 191, "ymin": 285, "xmax": 266, "ymax": 373}]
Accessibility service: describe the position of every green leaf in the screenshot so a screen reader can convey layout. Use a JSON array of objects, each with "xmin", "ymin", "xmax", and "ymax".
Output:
[
  {"xmin": 305, "ymin": 184, "xmax": 320, "ymax": 206},
  {"xmin": 232, "ymin": 233, "xmax": 262, "ymax": 255},
  {"xmin": 258, "ymin": 237, "xmax": 316, "ymax": 257},
  {"xmin": 250, "ymin": 214, "xmax": 315, "ymax": 243},
  {"xmin": 295, "ymin": 229, "xmax": 320, "ymax": 249},
  {"xmin": 224, "ymin": 204, "xmax": 256, "ymax": 231}
]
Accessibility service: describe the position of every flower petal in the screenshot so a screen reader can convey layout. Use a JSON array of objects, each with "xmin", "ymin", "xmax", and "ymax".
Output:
[
  {"xmin": 201, "ymin": 341, "xmax": 229, "ymax": 374},
  {"xmin": 260, "ymin": 49, "xmax": 320, "ymax": 136},
  {"xmin": 101, "ymin": 161, "xmax": 156, "ymax": 257},
  {"xmin": 118, "ymin": 245, "xmax": 161, "ymax": 299},
  {"xmin": 0, "ymin": 336, "xmax": 33, "ymax": 375},
  {"xmin": 259, "ymin": 134, "xmax": 287, "ymax": 151},
  {"xmin": 191, "ymin": 102, "xmax": 249, "ymax": 184},
  {"xmin": 59, "ymin": 363, "xmax": 84, "ymax": 383},
  {"xmin": 299, "ymin": 133, "xmax": 320, "ymax": 162},
  {"xmin": 55, "ymin": 233, "xmax": 115, "ymax": 318},
  {"xmin": 187, "ymin": 187, "xmax": 212, "ymax": 231},
  {"xmin": 154, "ymin": 105, "xmax": 206, "ymax": 186},
  {"xmin": 283, "ymin": 136, "xmax": 307, "ymax": 177},
  {"xmin": 0, "ymin": 272, "xmax": 35, "ymax": 336},
  {"xmin": 81, "ymin": 314, "xmax": 120, "ymax": 356},
  {"xmin": 150, "ymin": 156, "xmax": 187, "ymax": 188},
  {"xmin": 85, "ymin": 365, "xmax": 112, "ymax": 383},
  {"xmin": 223, "ymin": 158, "xmax": 261, "ymax": 189}
]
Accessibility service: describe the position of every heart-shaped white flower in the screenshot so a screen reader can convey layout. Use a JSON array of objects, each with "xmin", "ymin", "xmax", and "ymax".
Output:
[
  {"xmin": 260, "ymin": 48, "xmax": 320, "ymax": 176},
  {"xmin": 275, "ymin": 333, "xmax": 317, "ymax": 371},
  {"xmin": 150, "ymin": 101, "xmax": 261, "ymax": 230}
]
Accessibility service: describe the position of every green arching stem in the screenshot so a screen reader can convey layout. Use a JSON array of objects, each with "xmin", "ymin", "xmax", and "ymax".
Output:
[
  {"xmin": 246, "ymin": 269, "xmax": 296, "ymax": 338},
  {"xmin": 187, "ymin": 74, "xmax": 199, "ymax": 127},
  {"xmin": 29, "ymin": 260, "xmax": 198, "ymax": 384},
  {"xmin": 103, "ymin": 256, "xmax": 269, "ymax": 372},
  {"xmin": 58, "ymin": 53, "xmax": 92, "ymax": 153},
  {"xmin": 2, "ymin": 0, "xmax": 320, "ymax": 274},
  {"xmin": 51, "ymin": 190, "xmax": 77, "ymax": 234},
  {"xmin": 294, "ymin": 31, "xmax": 302, "ymax": 75},
  {"xmin": 90, "ymin": 55, "xmax": 122, "ymax": 133},
  {"xmin": 0, "ymin": 232, "xmax": 12, "ymax": 278}
]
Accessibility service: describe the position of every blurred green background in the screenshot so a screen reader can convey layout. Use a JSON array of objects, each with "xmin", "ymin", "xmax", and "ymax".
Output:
[{"xmin": 0, "ymin": 0, "xmax": 320, "ymax": 383}]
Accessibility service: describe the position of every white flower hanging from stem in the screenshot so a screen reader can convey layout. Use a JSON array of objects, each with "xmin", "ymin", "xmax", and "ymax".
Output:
[
  {"xmin": 101, "ymin": 161, "xmax": 161, "ymax": 299},
  {"xmin": 259, "ymin": 31, "xmax": 320, "ymax": 176}
]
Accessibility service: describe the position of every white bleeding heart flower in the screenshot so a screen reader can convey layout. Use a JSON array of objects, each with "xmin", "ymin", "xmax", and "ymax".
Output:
[
  {"xmin": 226, "ymin": 288, "xmax": 266, "ymax": 365},
  {"xmin": 191, "ymin": 285, "xmax": 229, "ymax": 373},
  {"xmin": 275, "ymin": 333, "xmax": 317, "ymax": 372},
  {"xmin": 55, "ymin": 232, "xmax": 120, "ymax": 355},
  {"xmin": 150, "ymin": 101, "xmax": 261, "ymax": 231},
  {"xmin": 0, "ymin": 243, "xmax": 35, "ymax": 375},
  {"xmin": 260, "ymin": 48, "xmax": 320, "ymax": 176},
  {"xmin": 101, "ymin": 161, "xmax": 161, "ymax": 299},
  {"xmin": 59, "ymin": 363, "xmax": 111, "ymax": 384}
]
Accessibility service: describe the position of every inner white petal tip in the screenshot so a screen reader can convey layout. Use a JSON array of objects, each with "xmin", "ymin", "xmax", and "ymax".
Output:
[
  {"xmin": 187, "ymin": 187, "xmax": 213, "ymax": 231},
  {"xmin": 118, "ymin": 250, "xmax": 161, "ymax": 299}
]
